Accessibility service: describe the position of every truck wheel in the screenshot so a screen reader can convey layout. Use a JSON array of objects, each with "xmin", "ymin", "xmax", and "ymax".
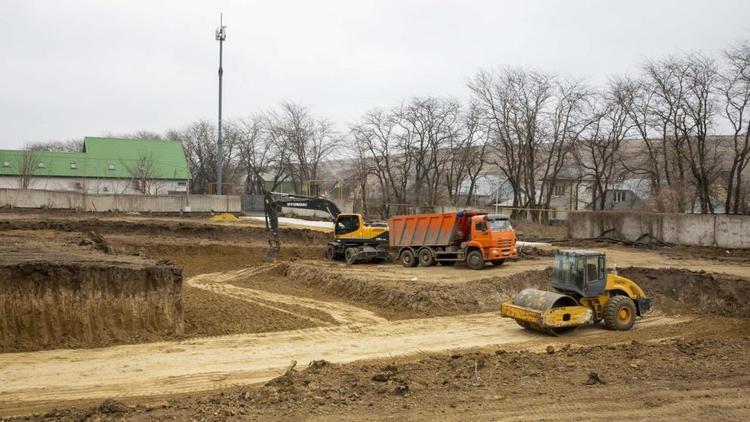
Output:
[
  {"xmin": 345, "ymin": 247, "xmax": 359, "ymax": 265},
  {"xmin": 417, "ymin": 248, "xmax": 436, "ymax": 267},
  {"xmin": 466, "ymin": 250, "xmax": 485, "ymax": 270},
  {"xmin": 604, "ymin": 295, "xmax": 637, "ymax": 331},
  {"xmin": 325, "ymin": 245, "xmax": 337, "ymax": 261},
  {"xmin": 400, "ymin": 249, "xmax": 418, "ymax": 267}
]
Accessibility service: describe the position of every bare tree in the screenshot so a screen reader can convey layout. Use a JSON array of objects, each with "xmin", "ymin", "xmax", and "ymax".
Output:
[
  {"xmin": 722, "ymin": 40, "xmax": 750, "ymax": 214},
  {"xmin": 17, "ymin": 150, "xmax": 41, "ymax": 190},
  {"xmin": 105, "ymin": 130, "xmax": 164, "ymax": 140},
  {"xmin": 538, "ymin": 79, "xmax": 592, "ymax": 219},
  {"xmin": 348, "ymin": 134, "xmax": 377, "ymax": 214},
  {"xmin": 26, "ymin": 139, "xmax": 83, "ymax": 152},
  {"xmin": 266, "ymin": 102, "xmax": 340, "ymax": 195},
  {"xmin": 574, "ymin": 81, "xmax": 632, "ymax": 210},
  {"xmin": 443, "ymin": 103, "xmax": 487, "ymax": 205},
  {"xmin": 469, "ymin": 68, "xmax": 542, "ymax": 215},
  {"xmin": 233, "ymin": 116, "xmax": 286, "ymax": 194},
  {"xmin": 122, "ymin": 151, "xmax": 159, "ymax": 195},
  {"xmin": 351, "ymin": 109, "xmax": 402, "ymax": 216},
  {"xmin": 641, "ymin": 58, "xmax": 693, "ymax": 211},
  {"xmin": 679, "ymin": 54, "xmax": 722, "ymax": 213},
  {"xmin": 394, "ymin": 97, "xmax": 461, "ymax": 206},
  {"xmin": 469, "ymin": 68, "xmax": 590, "ymax": 220}
]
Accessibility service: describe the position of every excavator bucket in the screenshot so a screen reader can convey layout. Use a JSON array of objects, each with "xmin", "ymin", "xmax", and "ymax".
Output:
[
  {"xmin": 501, "ymin": 288, "xmax": 593, "ymax": 335},
  {"xmin": 266, "ymin": 238, "xmax": 280, "ymax": 259}
]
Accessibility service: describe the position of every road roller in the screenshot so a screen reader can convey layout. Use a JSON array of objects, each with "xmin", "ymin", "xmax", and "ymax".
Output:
[{"xmin": 500, "ymin": 250, "xmax": 653, "ymax": 335}]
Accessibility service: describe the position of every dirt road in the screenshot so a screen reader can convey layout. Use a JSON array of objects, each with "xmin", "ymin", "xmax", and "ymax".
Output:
[
  {"xmin": 0, "ymin": 312, "xmax": 687, "ymax": 416},
  {"xmin": 188, "ymin": 265, "xmax": 387, "ymax": 325}
]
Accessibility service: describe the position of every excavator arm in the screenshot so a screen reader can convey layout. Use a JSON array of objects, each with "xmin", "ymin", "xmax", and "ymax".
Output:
[{"xmin": 261, "ymin": 189, "xmax": 341, "ymax": 257}]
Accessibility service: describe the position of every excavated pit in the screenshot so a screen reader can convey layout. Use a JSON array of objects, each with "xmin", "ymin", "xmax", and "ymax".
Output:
[
  {"xmin": 0, "ymin": 248, "xmax": 183, "ymax": 353},
  {"xmin": 3, "ymin": 212, "xmax": 749, "ymax": 355}
]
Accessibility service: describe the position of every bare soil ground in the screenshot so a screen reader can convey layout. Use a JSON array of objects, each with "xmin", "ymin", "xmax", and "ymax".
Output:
[
  {"xmin": 1, "ymin": 211, "xmax": 749, "ymax": 420},
  {"xmin": 18, "ymin": 335, "xmax": 749, "ymax": 421}
]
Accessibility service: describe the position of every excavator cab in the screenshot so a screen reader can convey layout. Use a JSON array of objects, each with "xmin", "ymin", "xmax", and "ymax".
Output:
[
  {"xmin": 551, "ymin": 250, "xmax": 607, "ymax": 297},
  {"xmin": 328, "ymin": 214, "xmax": 389, "ymax": 263},
  {"xmin": 334, "ymin": 214, "xmax": 361, "ymax": 236}
]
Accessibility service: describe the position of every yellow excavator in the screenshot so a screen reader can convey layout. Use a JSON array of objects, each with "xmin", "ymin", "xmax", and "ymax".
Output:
[
  {"xmin": 261, "ymin": 189, "xmax": 389, "ymax": 263},
  {"xmin": 501, "ymin": 250, "xmax": 653, "ymax": 335}
]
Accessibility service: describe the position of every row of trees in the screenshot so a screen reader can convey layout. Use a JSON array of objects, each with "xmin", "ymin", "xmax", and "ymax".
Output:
[
  {"xmin": 22, "ymin": 40, "xmax": 750, "ymax": 215},
  {"xmin": 164, "ymin": 102, "xmax": 340, "ymax": 195},
  {"xmin": 349, "ymin": 39, "xmax": 750, "ymax": 217}
]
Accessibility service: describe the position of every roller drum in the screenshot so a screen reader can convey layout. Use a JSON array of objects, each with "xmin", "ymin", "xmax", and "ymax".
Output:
[{"xmin": 511, "ymin": 288, "xmax": 580, "ymax": 336}]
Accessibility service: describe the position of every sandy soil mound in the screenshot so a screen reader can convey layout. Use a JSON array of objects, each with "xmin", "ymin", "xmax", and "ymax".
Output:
[
  {"xmin": 208, "ymin": 213, "xmax": 239, "ymax": 222},
  {"xmin": 283, "ymin": 263, "xmax": 550, "ymax": 318}
]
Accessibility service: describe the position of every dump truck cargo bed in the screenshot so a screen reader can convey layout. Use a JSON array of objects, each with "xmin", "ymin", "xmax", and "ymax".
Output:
[{"xmin": 389, "ymin": 211, "xmax": 480, "ymax": 248}]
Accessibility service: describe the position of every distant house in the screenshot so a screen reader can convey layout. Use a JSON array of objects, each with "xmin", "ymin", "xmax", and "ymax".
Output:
[
  {"xmin": 0, "ymin": 137, "xmax": 190, "ymax": 195},
  {"xmin": 544, "ymin": 168, "xmax": 648, "ymax": 216},
  {"xmin": 601, "ymin": 189, "xmax": 640, "ymax": 209}
]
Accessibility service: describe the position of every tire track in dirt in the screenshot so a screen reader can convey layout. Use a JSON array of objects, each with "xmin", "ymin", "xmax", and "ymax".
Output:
[
  {"xmin": 186, "ymin": 266, "xmax": 387, "ymax": 326},
  {"xmin": 0, "ymin": 313, "xmax": 688, "ymax": 416}
]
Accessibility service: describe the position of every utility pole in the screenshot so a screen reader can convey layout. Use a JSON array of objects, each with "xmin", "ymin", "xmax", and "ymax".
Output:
[{"xmin": 215, "ymin": 13, "xmax": 227, "ymax": 195}]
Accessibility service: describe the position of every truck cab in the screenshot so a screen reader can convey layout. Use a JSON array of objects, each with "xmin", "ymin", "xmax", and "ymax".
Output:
[{"xmin": 467, "ymin": 214, "xmax": 517, "ymax": 265}]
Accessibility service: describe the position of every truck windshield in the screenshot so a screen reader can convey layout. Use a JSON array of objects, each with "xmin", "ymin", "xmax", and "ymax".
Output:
[{"xmin": 487, "ymin": 219, "xmax": 512, "ymax": 231}]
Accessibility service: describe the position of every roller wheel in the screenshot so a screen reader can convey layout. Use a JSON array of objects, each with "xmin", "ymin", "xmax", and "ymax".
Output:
[
  {"xmin": 400, "ymin": 249, "xmax": 418, "ymax": 267},
  {"xmin": 418, "ymin": 248, "xmax": 436, "ymax": 267},
  {"xmin": 345, "ymin": 247, "xmax": 359, "ymax": 265},
  {"xmin": 466, "ymin": 250, "xmax": 485, "ymax": 270},
  {"xmin": 604, "ymin": 295, "xmax": 636, "ymax": 331},
  {"xmin": 325, "ymin": 245, "xmax": 336, "ymax": 261}
]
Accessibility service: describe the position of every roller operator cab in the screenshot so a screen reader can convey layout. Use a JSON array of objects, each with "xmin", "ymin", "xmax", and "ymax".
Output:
[
  {"xmin": 326, "ymin": 214, "xmax": 390, "ymax": 264},
  {"xmin": 500, "ymin": 250, "xmax": 654, "ymax": 335},
  {"xmin": 389, "ymin": 210, "xmax": 517, "ymax": 270}
]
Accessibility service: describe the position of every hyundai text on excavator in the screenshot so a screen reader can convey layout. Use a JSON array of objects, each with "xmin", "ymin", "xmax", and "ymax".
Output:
[
  {"xmin": 261, "ymin": 190, "xmax": 389, "ymax": 263},
  {"xmin": 500, "ymin": 250, "xmax": 654, "ymax": 335}
]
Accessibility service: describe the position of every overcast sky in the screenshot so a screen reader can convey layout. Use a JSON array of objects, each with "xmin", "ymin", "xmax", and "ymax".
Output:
[{"xmin": 1, "ymin": 0, "xmax": 749, "ymax": 149}]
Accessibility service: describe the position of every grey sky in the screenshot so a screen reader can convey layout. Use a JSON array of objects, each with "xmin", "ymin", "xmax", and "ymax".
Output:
[{"xmin": 2, "ymin": 0, "xmax": 749, "ymax": 149}]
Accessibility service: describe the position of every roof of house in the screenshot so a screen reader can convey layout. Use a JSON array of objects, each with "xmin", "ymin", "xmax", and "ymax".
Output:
[{"xmin": 0, "ymin": 137, "xmax": 190, "ymax": 180}]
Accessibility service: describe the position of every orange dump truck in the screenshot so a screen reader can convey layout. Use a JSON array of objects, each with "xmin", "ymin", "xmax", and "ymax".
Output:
[{"xmin": 388, "ymin": 210, "xmax": 517, "ymax": 270}]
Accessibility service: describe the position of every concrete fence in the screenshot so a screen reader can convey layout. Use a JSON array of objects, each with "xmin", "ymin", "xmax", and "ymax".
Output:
[
  {"xmin": 568, "ymin": 211, "xmax": 750, "ymax": 249},
  {"xmin": 0, "ymin": 188, "xmax": 240, "ymax": 213}
]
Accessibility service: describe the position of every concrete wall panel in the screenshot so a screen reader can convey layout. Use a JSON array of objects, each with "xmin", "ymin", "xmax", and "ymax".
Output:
[
  {"xmin": 0, "ymin": 189, "xmax": 240, "ymax": 213},
  {"xmin": 568, "ymin": 211, "xmax": 750, "ymax": 249}
]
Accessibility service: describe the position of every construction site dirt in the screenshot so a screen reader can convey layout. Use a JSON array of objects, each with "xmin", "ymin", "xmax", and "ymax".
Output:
[{"xmin": 1, "ymin": 212, "xmax": 749, "ymax": 420}]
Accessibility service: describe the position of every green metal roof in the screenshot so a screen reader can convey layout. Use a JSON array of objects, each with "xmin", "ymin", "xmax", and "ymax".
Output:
[{"xmin": 0, "ymin": 137, "xmax": 190, "ymax": 180}]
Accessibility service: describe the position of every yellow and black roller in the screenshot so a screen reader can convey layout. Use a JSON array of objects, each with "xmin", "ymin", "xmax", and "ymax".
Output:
[{"xmin": 500, "ymin": 288, "xmax": 593, "ymax": 335}]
